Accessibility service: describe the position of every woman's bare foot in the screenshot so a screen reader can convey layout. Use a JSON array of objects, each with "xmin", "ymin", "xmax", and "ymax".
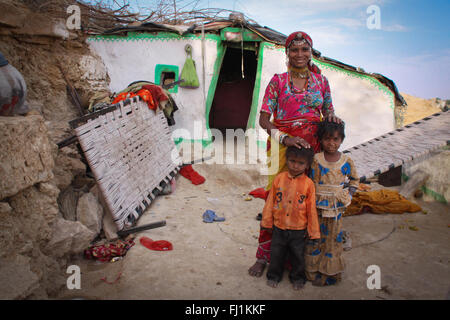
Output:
[
  {"xmin": 266, "ymin": 280, "xmax": 278, "ymax": 288},
  {"xmin": 248, "ymin": 261, "xmax": 266, "ymax": 277},
  {"xmin": 292, "ymin": 281, "xmax": 305, "ymax": 290}
]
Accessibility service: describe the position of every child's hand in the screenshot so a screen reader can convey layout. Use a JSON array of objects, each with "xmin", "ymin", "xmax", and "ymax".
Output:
[
  {"xmin": 307, "ymin": 239, "xmax": 319, "ymax": 246},
  {"xmin": 261, "ymin": 227, "xmax": 273, "ymax": 234}
]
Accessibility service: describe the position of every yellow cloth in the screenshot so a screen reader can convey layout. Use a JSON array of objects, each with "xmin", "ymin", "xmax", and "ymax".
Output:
[{"xmin": 345, "ymin": 189, "xmax": 422, "ymax": 215}]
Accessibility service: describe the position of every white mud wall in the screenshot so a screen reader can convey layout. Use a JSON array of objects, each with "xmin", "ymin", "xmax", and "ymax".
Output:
[
  {"xmin": 88, "ymin": 36, "xmax": 395, "ymax": 164},
  {"xmin": 87, "ymin": 36, "xmax": 218, "ymax": 141}
]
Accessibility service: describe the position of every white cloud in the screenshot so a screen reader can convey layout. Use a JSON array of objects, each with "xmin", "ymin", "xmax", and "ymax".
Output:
[
  {"xmin": 234, "ymin": 0, "xmax": 385, "ymax": 19},
  {"xmin": 362, "ymin": 49, "xmax": 450, "ymax": 99},
  {"xmin": 301, "ymin": 17, "xmax": 365, "ymax": 29},
  {"xmin": 306, "ymin": 26, "xmax": 355, "ymax": 47},
  {"xmin": 381, "ymin": 23, "xmax": 409, "ymax": 32},
  {"xmin": 335, "ymin": 18, "xmax": 365, "ymax": 28}
]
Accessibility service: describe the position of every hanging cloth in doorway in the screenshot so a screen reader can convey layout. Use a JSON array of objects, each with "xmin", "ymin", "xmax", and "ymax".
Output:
[{"xmin": 180, "ymin": 44, "xmax": 200, "ymax": 88}]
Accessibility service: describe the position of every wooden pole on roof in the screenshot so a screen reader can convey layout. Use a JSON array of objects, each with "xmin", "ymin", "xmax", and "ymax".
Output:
[{"xmin": 173, "ymin": 0, "xmax": 177, "ymax": 24}]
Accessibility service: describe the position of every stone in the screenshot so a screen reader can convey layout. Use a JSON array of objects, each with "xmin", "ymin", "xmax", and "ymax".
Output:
[
  {"xmin": 6, "ymin": 183, "xmax": 60, "ymax": 256},
  {"xmin": 0, "ymin": 115, "xmax": 55, "ymax": 200},
  {"xmin": 0, "ymin": 254, "xmax": 40, "ymax": 299},
  {"xmin": 0, "ymin": 182, "xmax": 69, "ymax": 299},
  {"xmin": 0, "ymin": 201, "xmax": 12, "ymax": 214},
  {"xmin": 102, "ymin": 212, "xmax": 118, "ymax": 240},
  {"xmin": 89, "ymin": 184, "xmax": 117, "ymax": 238},
  {"xmin": 53, "ymin": 151, "xmax": 86, "ymax": 190},
  {"xmin": 72, "ymin": 174, "xmax": 95, "ymax": 191},
  {"xmin": 57, "ymin": 186, "xmax": 80, "ymax": 221},
  {"xmin": 46, "ymin": 218, "xmax": 96, "ymax": 258},
  {"xmin": 76, "ymin": 192, "xmax": 104, "ymax": 235},
  {"xmin": 0, "ymin": 1, "xmax": 27, "ymax": 29}
]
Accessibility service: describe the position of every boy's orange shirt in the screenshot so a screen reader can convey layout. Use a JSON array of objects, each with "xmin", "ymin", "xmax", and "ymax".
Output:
[{"xmin": 261, "ymin": 171, "xmax": 320, "ymax": 239}]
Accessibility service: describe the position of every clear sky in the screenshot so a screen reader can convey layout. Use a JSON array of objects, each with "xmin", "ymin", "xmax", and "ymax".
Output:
[{"xmin": 109, "ymin": 0, "xmax": 450, "ymax": 99}]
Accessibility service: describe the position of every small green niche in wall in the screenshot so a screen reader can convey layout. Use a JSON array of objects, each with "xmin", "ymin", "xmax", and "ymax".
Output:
[{"xmin": 155, "ymin": 64, "xmax": 179, "ymax": 93}]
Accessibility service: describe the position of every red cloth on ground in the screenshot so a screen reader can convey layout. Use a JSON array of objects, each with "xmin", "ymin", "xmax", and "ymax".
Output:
[
  {"xmin": 140, "ymin": 236, "xmax": 173, "ymax": 251},
  {"xmin": 249, "ymin": 188, "xmax": 269, "ymax": 200},
  {"xmin": 84, "ymin": 239, "xmax": 135, "ymax": 262},
  {"xmin": 179, "ymin": 164, "xmax": 205, "ymax": 185}
]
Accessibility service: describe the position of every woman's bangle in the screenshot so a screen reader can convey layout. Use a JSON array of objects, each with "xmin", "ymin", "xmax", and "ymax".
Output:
[
  {"xmin": 271, "ymin": 130, "xmax": 288, "ymax": 145},
  {"xmin": 280, "ymin": 133, "xmax": 288, "ymax": 145},
  {"xmin": 272, "ymin": 129, "xmax": 281, "ymax": 142}
]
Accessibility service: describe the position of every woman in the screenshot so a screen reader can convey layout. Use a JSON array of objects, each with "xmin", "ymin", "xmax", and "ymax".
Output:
[{"xmin": 248, "ymin": 31, "xmax": 342, "ymax": 278}]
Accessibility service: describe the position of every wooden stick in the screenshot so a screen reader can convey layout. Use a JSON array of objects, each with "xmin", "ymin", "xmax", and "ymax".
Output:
[
  {"xmin": 57, "ymin": 135, "xmax": 78, "ymax": 149},
  {"xmin": 117, "ymin": 220, "xmax": 166, "ymax": 238}
]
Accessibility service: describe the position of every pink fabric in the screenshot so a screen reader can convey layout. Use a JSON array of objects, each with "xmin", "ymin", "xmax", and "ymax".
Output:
[{"xmin": 260, "ymin": 72, "xmax": 334, "ymax": 121}]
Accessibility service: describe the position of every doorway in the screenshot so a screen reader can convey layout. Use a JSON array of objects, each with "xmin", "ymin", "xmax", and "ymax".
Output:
[{"xmin": 208, "ymin": 46, "xmax": 257, "ymax": 134}]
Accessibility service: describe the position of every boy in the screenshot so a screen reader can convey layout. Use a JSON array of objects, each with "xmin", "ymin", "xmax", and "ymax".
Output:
[{"xmin": 261, "ymin": 146, "xmax": 320, "ymax": 290}]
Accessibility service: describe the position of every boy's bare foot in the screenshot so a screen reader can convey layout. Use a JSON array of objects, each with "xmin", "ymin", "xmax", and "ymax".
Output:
[
  {"xmin": 266, "ymin": 280, "xmax": 278, "ymax": 288},
  {"xmin": 248, "ymin": 261, "xmax": 266, "ymax": 277},
  {"xmin": 292, "ymin": 281, "xmax": 305, "ymax": 290}
]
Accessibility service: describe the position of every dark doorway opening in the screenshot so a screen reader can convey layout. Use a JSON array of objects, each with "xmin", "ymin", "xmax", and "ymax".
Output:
[
  {"xmin": 209, "ymin": 46, "xmax": 257, "ymax": 134},
  {"xmin": 161, "ymin": 71, "xmax": 176, "ymax": 87}
]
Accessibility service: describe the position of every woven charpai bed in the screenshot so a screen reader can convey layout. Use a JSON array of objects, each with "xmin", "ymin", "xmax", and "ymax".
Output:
[
  {"xmin": 70, "ymin": 97, "xmax": 182, "ymax": 230},
  {"xmin": 343, "ymin": 110, "xmax": 449, "ymax": 182}
]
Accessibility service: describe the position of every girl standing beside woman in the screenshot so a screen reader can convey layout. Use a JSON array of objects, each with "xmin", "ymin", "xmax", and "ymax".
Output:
[{"xmin": 305, "ymin": 120, "xmax": 359, "ymax": 286}]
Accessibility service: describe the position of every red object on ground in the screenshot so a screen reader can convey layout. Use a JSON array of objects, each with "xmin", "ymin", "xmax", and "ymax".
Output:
[
  {"xmin": 140, "ymin": 236, "xmax": 173, "ymax": 251},
  {"xmin": 84, "ymin": 239, "xmax": 135, "ymax": 262},
  {"xmin": 249, "ymin": 188, "xmax": 270, "ymax": 200},
  {"xmin": 179, "ymin": 164, "xmax": 205, "ymax": 185}
]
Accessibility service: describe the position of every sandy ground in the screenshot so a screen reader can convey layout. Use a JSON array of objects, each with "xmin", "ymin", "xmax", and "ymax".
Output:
[
  {"xmin": 57, "ymin": 162, "xmax": 450, "ymax": 300},
  {"xmin": 401, "ymin": 92, "xmax": 443, "ymax": 125}
]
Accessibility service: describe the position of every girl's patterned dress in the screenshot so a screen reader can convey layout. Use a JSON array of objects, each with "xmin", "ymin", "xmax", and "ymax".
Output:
[{"xmin": 305, "ymin": 152, "xmax": 359, "ymax": 285}]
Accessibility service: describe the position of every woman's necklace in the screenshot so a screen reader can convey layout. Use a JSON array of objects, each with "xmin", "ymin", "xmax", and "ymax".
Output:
[
  {"xmin": 289, "ymin": 66, "xmax": 310, "ymax": 79},
  {"xmin": 288, "ymin": 72, "xmax": 309, "ymax": 94}
]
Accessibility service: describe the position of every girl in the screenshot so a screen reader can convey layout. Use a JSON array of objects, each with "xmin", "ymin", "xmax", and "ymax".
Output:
[{"xmin": 305, "ymin": 120, "xmax": 359, "ymax": 286}]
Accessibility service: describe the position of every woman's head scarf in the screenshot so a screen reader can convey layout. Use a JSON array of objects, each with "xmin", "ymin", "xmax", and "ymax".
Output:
[{"xmin": 285, "ymin": 31, "xmax": 321, "ymax": 74}]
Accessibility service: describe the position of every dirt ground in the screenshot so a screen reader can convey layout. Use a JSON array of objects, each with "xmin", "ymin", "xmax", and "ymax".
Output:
[{"xmin": 56, "ymin": 162, "xmax": 450, "ymax": 300}]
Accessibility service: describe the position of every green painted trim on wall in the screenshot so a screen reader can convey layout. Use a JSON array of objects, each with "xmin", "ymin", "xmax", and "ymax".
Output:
[
  {"xmin": 402, "ymin": 173, "xmax": 447, "ymax": 204},
  {"xmin": 220, "ymin": 27, "xmax": 263, "ymax": 42},
  {"xmin": 247, "ymin": 42, "xmax": 266, "ymax": 129},
  {"xmin": 155, "ymin": 64, "xmax": 179, "ymax": 93},
  {"xmin": 312, "ymin": 58, "xmax": 395, "ymax": 111},
  {"xmin": 257, "ymin": 140, "xmax": 267, "ymax": 150},
  {"xmin": 173, "ymin": 137, "xmax": 213, "ymax": 148},
  {"xmin": 204, "ymin": 41, "xmax": 227, "ymax": 142},
  {"xmin": 87, "ymin": 32, "xmax": 221, "ymax": 42}
]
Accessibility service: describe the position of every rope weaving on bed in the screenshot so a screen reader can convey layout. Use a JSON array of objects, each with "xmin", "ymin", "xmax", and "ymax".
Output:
[
  {"xmin": 70, "ymin": 97, "xmax": 182, "ymax": 230},
  {"xmin": 343, "ymin": 110, "xmax": 449, "ymax": 182}
]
